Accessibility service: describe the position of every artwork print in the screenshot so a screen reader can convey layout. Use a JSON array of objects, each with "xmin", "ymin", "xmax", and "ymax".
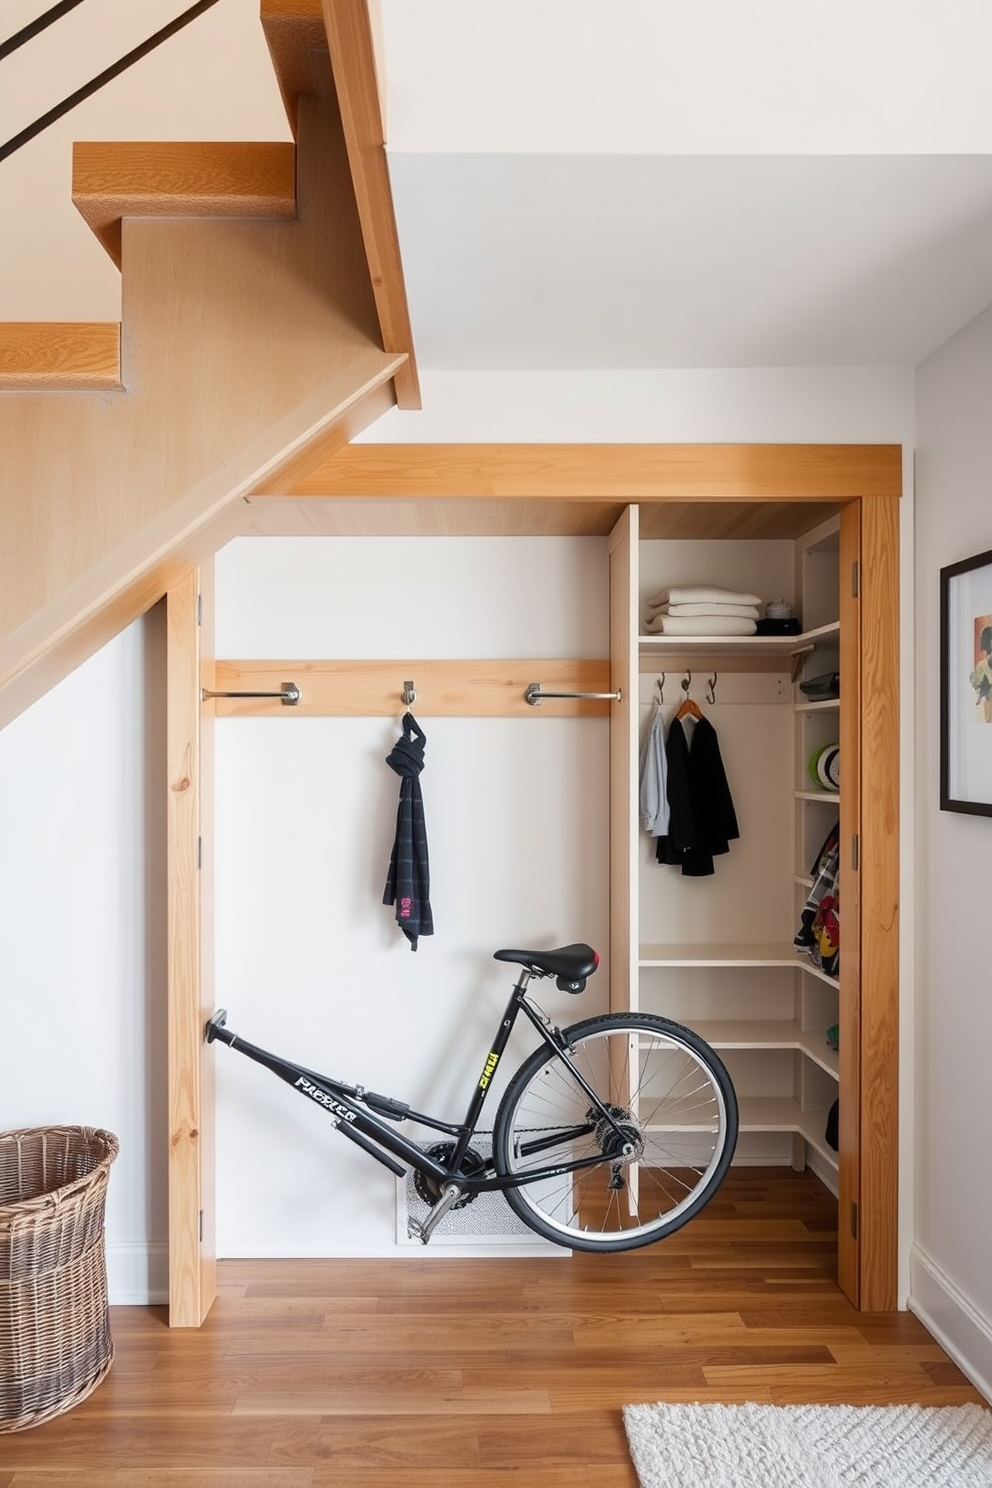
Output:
[{"xmin": 940, "ymin": 549, "xmax": 992, "ymax": 814}]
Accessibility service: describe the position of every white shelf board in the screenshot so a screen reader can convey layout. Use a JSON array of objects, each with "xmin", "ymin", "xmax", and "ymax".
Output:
[
  {"xmin": 795, "ymin": 790, "xmax": 840, "ymax": 803},
  {"xmin": 794, "ymin": 955, "xmax": 840, "ymax": 989},
  {"xmin": 645, "ymin": 1095, "xmax": 835, "ymax": 1142},
  {"xmin": 637, "ymin": 635, "xmax": 811, "ymax": 670},
  {"xmin": 793, "ymin": 874, "xmax": 815, "ymax": 890},
  {"xmin": 795, "ymin": 1108, "xmax": 840, "ymax": 1169},
  {"xmin": 639, "ymin": 942, "xmax": 802, "ymax": 967},
  {"xmin": 667, "ymin": 1020, "xmax": 839, "ymax": 1078},
  {"xmin": 795, "ymin": 699, "xmax": 840, "ymax": 713},
  {"xmin": 800, "ymin": 621, "xmax": 840, "ymax": 644},
  {"xmin": 638, "ymin": 942, "xmax": 840, "ymax": 989}
]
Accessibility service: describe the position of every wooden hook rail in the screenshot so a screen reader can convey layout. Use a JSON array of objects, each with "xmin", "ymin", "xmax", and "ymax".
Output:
[{"xmin": 203, "ymin": 659, "xmax": 614, "ymax": 717}]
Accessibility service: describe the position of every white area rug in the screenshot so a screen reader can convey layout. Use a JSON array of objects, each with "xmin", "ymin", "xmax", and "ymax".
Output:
[{"xmin": 622, "ymin": 1401, "xmax": 992, "ymax": 1488}]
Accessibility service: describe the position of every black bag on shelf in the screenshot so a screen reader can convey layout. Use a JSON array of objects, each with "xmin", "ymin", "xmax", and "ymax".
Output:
[{"xmin": 799, "ymin": 671, "xmax": 840, "ymax": 701}]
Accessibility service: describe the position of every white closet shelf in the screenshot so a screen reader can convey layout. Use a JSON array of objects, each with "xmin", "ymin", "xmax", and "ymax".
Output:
[
  {"xmin": 795, "ymin": 957, "xmax": 839, "ymax": 989},
  {"xmin": 795, "ymin": 699, "xmax": 840, "ymax": 713},
  {"xmin": 654, "ymin": 1020, "xmax": 838, "ymax": 1077},
  {"xmin": 798, "ymin": 621, "xmax": 840, "ymax": 644},
  {"xmin": 643, "ymin": 1097, "xmax": 836, "ymax": 1157},
  {"xmin": 795, "ymin": 789, "xmax": 840, "ymax": 803},
  {"xmin": 793, "ymin": 874, "xmax": 815, "ymax": 890},
  {"xmin": 638, "ymin": 634, "xmax": 814, "ymax": 667},
  {"xmin": 639, "ymin": 942, "xmax": 807, "ymax": 967}
]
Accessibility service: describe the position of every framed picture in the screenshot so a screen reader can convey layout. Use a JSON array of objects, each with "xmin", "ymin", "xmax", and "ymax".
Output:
[{"xmin": 940, "ymin": 547, "xmax": 992, "ymax": 815}]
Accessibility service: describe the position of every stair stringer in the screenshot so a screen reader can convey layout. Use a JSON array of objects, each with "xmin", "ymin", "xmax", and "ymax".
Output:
[{"xmin": 0, "ymin": 86, "xmax": 404, "ymax": 730}]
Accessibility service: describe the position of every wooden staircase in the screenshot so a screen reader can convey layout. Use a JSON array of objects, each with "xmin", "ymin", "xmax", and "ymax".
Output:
[{"xmin": 0, "ymin": 0, "xmax": 418, "ymax": 728}]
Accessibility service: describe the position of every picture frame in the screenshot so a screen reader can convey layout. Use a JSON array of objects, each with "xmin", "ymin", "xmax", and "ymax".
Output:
[{"xmin": 940, "ymin": 547, "xmax": 992, "ymax": 815}]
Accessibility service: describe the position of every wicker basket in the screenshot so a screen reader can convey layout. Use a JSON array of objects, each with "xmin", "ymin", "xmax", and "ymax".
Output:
[{"xmin": 0, "ymin": 1125, "xmax": 119, "ymax": 1433}]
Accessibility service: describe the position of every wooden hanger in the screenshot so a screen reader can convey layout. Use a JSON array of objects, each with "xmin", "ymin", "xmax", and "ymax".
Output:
[{"xmin": 676, "ymin": 672, "xmax": 703, "ymax": 721}]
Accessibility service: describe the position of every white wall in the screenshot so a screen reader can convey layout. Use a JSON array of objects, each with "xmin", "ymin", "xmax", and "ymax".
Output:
[
  {"xmin": 0, "ymin": 612, "xmax": 168, "ymax": 1304},
  {"xmin": 0, "ymin": 366, "xmax": 915, "ymax": 1299},
  {"xmin": 212, "ymin": 537, "xmax": 611, "ymax": 1256},
  {"xmin": 911, "ymin": 303, "xmax": 992, "ymax": 1401}
]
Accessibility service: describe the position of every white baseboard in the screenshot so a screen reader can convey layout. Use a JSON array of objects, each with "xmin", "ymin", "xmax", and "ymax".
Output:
[
  {"xmin": 106, "ymin": 1242, "xmax": 169, "ymax": 1306},
  {"xmin": 909, "ymin": 1244, "xmax": 992, "ymax": 1405}
]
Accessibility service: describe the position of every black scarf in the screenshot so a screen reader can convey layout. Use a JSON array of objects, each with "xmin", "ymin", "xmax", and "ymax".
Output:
[{"xmin": 382, "ymin": 712, "xmax": 433, "ymax": 950}]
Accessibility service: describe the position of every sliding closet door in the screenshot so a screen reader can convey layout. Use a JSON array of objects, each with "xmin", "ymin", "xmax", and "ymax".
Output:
[
  {"xmin": 853, "ymin": 495, "xmax": 900, "ymax": 1311},
  {"xmin": 609, "ymin": 506, "xmax": 638, "ymax": 1015},
  {"xmin": 837, "ymin": 504, "xmax": 862, "ymax": 1304}
]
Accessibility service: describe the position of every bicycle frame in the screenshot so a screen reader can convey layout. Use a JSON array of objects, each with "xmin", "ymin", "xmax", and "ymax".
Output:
[{"xmin": 206, "ymin": 967, "xmax": 631, "ymax": 1233}]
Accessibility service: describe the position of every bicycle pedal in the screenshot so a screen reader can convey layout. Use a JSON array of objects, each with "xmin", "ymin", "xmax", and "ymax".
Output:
[{"xmin": 407, "ymin": 1217, "xmax": 428, "ymax": 1244}]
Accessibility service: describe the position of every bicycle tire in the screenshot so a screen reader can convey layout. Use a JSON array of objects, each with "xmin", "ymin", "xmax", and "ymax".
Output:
[{"xmin": 492, "ymin": 1012, "xmax": 738, "ymax": 1253}]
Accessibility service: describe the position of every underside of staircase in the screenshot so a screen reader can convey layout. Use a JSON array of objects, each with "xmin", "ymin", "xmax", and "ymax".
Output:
[{"xmin": 0, "ymin": 0, "xmax": 418, "ymax": 729}]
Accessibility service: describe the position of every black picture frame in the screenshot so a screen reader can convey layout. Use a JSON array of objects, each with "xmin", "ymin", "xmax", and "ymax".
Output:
[{"xmin": 940, "ymin": 547, "xmax": 992, "ymax": 815}]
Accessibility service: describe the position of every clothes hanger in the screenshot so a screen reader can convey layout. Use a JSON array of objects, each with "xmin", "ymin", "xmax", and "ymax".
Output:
[{"xmin": 675, "ymin": 671, "xmax": 703, "ymax": 722}]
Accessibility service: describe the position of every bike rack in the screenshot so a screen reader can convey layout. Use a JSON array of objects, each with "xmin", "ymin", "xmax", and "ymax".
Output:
[
  {"xmin": 524, "ymin": 683, "xmax": 622, "ymax": 706},
  {"xmin": 201, "ymin": 681, "xmax": 300, "ymax": 705}
]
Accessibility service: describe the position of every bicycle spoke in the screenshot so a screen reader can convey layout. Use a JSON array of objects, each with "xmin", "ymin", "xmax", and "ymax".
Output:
[{"xmin": 494, "ymin": 1013, "xmax": 736, "ymax": 1252}]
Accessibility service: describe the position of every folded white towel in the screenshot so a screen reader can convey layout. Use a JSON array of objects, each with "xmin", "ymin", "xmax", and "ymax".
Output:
[
  {"xmin": 652, "ymin": 602, "xmax": 760, "ymax": 620},
  {"xmin": 646, "ymin": 585, "xmax": 762, "ymax": 610},
  {"xmin": 644, "ymin": 615, "xmax": 757, "ymax": 636}
]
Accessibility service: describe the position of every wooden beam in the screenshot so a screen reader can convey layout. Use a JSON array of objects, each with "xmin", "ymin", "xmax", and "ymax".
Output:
[
  {"xmin": 209, "ymin": 658, "xmax": 613, "ymax": 717},
  {"xmin": 856, "ymin": 494, "xmax": 900, "ymax": 1311},
  {"xmin": 291, "ymin": 443, "xmax": 903, "ymax": 500},
  {"xmin": 167, "ymin": 569, "xmax": 214, "ymax": 1327},
  {"xmin": 320, "ymin": 0, "xmax": 421, "ymax": 409},
  {"xmin": 0, "ymin": 323, "xmax": 120, "ymax": 389},
  {"xmin": 248, "ymin": 377, "xmax": 396, "ymax": 496},
  {"xmin": 72, "ymin": 142, "xmax": 297, "ymax": 266}
]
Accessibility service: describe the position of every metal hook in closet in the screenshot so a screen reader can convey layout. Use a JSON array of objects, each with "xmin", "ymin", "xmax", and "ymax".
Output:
[
  {"xmin": 680, "ymin": 670, "xmax": 692, "ymax": 699},
  {"xmin": 655, "ymin": 674, "xmax": 665, "ymax": 706},
  {"xmin": 402, "ymin": 680, "xmax": 416, "ymax": 707},
  {"xmin": 706, "ymin": 672, "xmax": 718, "ymax": 705}
]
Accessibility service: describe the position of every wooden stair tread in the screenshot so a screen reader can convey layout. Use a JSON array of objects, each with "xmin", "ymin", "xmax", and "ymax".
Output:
[
  {"xmin": 0, "ymin": 322, "xmax": 121, "ymax": 388},
  {"xmin": 72, "ymin": 140, "xmax": 297, "ymax": 265},
  {"xmin": 261, "ymin": 0, "xmax": 329, "ymax": 133}
]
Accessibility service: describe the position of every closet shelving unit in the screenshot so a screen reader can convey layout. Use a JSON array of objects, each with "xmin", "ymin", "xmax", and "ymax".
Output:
[
  {"xmin": 623, "ymin": 513, "xmax": 845, "ymax": 1191},
  {"xmin": 167, "ymin": 442, "xmax": 900, "ymax": 1325}
]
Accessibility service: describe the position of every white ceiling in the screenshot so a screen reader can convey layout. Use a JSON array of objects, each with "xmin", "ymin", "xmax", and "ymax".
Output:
[
  {"xmin": 389, "ymin": 153, "xmax": 992, "ymax": 369},
  {"xmin": 3, "ymin": 0, "xmax": 992, "ymax": 370}
]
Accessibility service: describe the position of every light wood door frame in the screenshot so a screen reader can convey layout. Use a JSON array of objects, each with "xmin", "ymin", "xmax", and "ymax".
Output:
[
  {"xmin": 166, "ymin": 566, "xmax": 217, "ymax": 1327},
  {"xmin": 166, "ymin": 443, "xmax": 900, "ymax": 1320}
]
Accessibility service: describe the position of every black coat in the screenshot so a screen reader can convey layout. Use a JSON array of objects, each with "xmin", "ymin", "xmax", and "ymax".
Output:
[
  {"xmin": 655, "ymin": 715, "xmax": 739, "ymax": 877},
  {"xmin": 382, "ymin": 713, "xmax": 434, "ymax": 950}
]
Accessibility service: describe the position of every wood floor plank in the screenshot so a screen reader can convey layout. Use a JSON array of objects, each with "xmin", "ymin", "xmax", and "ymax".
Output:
[
  {"xmin": 233, "ymin": 1387, "xmax": 552, "ymax": 1416},
  {"xmin": 1, "ymin": 1170, "xmax": 983, "ymax": 1476},
  {"xmin": 8, "ymin": 1476, "xmax": 313, "ymax": 1487},
  {"xmin": 311, "ymin": 1472, "xmax": 634, "ymax": 1487}
]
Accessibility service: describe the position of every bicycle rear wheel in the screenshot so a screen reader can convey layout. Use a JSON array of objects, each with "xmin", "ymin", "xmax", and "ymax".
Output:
[{"xmin": 493, "ymin": 1012, "xmax": 737, "ymax": 1252}]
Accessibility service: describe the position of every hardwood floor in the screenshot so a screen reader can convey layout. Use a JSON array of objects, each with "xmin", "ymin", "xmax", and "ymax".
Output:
[{"xmin": 0, "ymin": 1170, "xmax": 984, "ymax": 1485}]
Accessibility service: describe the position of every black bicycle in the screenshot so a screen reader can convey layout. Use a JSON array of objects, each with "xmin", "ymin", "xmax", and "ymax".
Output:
[{"xmin": 206, "ymin": 942, "xmax": 738, "ymax": 1253}]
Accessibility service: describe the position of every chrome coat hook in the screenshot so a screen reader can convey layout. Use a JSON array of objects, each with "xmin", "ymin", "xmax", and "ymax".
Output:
[
  {"xmin": 402, "ymin": 680, "xmax": 416, "ymax": 706},
  {"xmin": 706, "ymin": 672, "xmax": 718, "ymax": 705}
]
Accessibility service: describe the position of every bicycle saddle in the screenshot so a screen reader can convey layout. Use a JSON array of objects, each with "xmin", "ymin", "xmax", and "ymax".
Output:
[{"xmin": 494, "ymin": 943, "xmax": 600, "ymax": 990}]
